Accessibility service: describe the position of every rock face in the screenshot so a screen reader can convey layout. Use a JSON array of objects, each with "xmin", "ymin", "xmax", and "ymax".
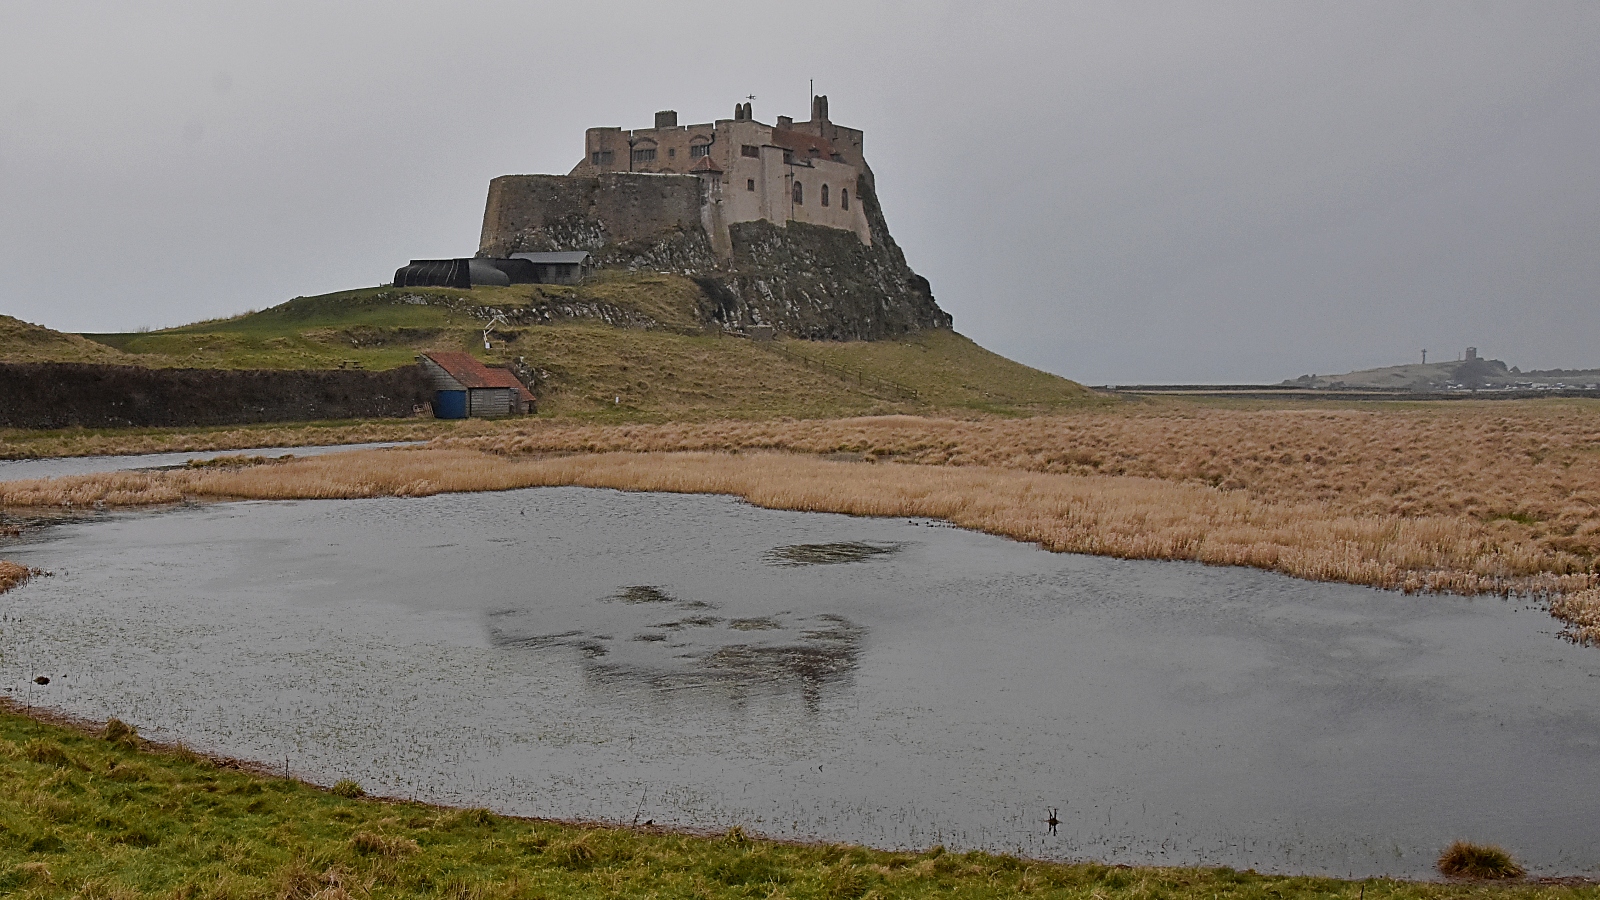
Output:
[{"xmin": 478, "ymin": 170, "xmax": 950, "ymax": 340}]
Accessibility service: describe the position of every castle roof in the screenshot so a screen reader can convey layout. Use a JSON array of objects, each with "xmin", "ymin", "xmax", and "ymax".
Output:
[
  {"xmin": 770, "ymin": 128, "xmax": 840, "ymax": 161},
  {"xmin": 689, "ymin": 156, "xmax": 723, "ymax": 174}
]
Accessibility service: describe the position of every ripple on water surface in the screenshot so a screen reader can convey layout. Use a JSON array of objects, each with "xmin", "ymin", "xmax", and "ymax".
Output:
[{"xmin": 1, "ymin": 487, "xmax": 1597, "ymax": 879}]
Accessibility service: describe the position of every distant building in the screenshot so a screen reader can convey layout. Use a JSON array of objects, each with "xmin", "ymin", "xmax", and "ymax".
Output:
[{"xmin": 417, "ymin": 351, "xmax": 534, "ymax": 418}]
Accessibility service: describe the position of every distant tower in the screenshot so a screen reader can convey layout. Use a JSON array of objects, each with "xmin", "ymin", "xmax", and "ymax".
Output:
[
  {"xmin": 1421, "ymin": 349, "xmax": 1427, "ymax": 365},
  {"xmin": 1466, "ymin": 347, "xmax": 1478, "ymax": 361}
]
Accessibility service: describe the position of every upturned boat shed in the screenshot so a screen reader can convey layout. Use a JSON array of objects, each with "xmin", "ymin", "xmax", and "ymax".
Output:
[{"xmin": 417, "ymin": 351, "xmax": 535, "ymax": 418}]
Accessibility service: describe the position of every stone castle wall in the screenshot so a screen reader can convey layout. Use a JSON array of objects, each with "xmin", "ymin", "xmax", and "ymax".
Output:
[
  {"xmin": 478, "ymin": 169, "xmax": 950, "ymax": 340},
  {"xmin": 479, "ymin": 174, "xmax": 707, "ymax": 257}
]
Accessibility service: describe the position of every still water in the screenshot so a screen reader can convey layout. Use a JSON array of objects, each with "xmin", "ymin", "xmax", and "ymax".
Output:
[
  {"xmin": 2, "ymin": 487, "xmax": 1596, "ymax": 878},
  {"xmin": 0, "ymin": 442, "xmax": 419, "ymax": 481}
]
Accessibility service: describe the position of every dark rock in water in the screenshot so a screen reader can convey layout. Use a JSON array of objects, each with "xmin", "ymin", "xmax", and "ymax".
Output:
[{"xmin": 33, "ymin": 676, "xmax": 49, "ymax": 685}]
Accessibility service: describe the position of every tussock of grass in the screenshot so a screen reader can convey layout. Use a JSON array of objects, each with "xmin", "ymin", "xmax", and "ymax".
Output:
[
  {"xmin": 0, "ymin": 561, "xmax": 45, "ymax": 594},
  {"xmin": 100, "ymin": 719, "xmax": 138, "ymax": 749},
  {"xmin": 1, "ymin": 703, "xmax": 1584, "ymax": 900},
  {"xmin": 1551, "ymin": 588, "xmax": 1600, "ymax": 644},
  {"xmin": 1437, "ymin": 841, "xmax": 1526, "ymax": 880}
]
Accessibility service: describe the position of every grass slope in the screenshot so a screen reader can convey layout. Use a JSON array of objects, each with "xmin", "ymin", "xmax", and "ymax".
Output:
[
  {"xmin": 0, "ymin": 316, "xmax": 141, "ymax": 366},
  {"xmin": 55, "ymin": 273, "xmax": 1094, "ymax": 419},
  {"xmin": 1, "ymin": 706, "xmax": 1580, "ymax": 900}
]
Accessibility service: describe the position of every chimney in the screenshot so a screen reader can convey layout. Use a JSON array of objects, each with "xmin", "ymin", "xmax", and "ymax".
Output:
[
  {"xmin": 654, "ymin": 110, "xmax": 678, "ymax": 129},
  {"xmin": 811, "ymin": 94, "xmax": 829, "ymax": 122},
  {"xmin": 777, "ymin": 115, "xmax": 793, "ymax": 129}
]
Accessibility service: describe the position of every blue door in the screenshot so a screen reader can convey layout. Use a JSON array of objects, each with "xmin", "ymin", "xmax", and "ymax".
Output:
[{"xmin": 434, "ymin": 390, "xmax": 467, "ymax": 419}]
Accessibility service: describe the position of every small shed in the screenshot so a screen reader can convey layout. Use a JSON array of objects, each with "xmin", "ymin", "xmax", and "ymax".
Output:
[
  {"xmin": 417, "ymin": 351, "xmax": 535, "ymax": 418},
  {"xmin": 509, "ymin": 251, "xmax": 593, "ymax": 285}
]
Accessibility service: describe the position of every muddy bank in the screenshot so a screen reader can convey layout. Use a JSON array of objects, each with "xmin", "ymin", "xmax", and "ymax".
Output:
[{"xmin": 0, "ymin": 362, "xmax": 432, "ymax": 429}]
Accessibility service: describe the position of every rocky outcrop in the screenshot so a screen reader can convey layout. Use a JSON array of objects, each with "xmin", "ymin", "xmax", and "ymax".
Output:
[
  {"xmin": 478, "ymin": 171, "xmax": 950, "ymax": 340},
  {"xmin": 703, "ymin": 173, "xmax": 949, "ymax": 339}
]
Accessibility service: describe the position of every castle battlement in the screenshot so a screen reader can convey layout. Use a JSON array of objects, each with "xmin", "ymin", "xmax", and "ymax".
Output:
[{"xmin": 567, "ymin": 96, "xmax": 871, "ymax": 248}]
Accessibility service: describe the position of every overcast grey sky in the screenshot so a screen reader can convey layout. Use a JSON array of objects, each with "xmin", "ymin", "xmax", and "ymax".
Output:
[{"xmin": 2, "ymin": 1, "xmax": 1596, "ymax": 383}]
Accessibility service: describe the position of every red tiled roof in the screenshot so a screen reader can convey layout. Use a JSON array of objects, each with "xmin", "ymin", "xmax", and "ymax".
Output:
[
  {"xmin": 422, "ymin": 352, "xmax": 534, "ymax": 402},
  {"xmin": 770, "ymin": 128, "xmax": 839, "ymax": 160},
  {"xmin": 690, "ymin": 155, "xmax": 723, "ymax": 174}
]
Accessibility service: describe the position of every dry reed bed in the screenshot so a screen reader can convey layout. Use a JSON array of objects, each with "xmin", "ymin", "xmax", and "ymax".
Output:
[
  {"xmin": 455, "ymin": 404, "xmax": 1600, "ymax": 564},
  {"xmin": 2, "ymin": 446, "xmax": 1595, "ymax": 639}
]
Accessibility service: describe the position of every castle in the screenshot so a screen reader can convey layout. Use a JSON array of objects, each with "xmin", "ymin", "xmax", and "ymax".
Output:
[
  {"xmin": 566, "ymin": 95, "xmax": 871, "ymax": 249},
  {"xmin": 477, "ymin": 96, "xmax": 951, "ymax": 340}
]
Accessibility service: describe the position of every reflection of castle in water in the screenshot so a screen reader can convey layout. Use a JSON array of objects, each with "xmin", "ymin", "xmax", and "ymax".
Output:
[{"xmin": 484, "ymin": 582, "xmax": 863, "ymax": 710}]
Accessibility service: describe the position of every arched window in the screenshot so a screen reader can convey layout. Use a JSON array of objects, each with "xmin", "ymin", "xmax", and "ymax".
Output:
[
  {"xmin": 840, "ymin": 189, "xmax": 849, "ymax": 210},
  {"xmin": 820, "ymin": 184, "xmax": 829, "ymax": 207},
  {"xmin": 792, "ymin": 181, "xmax": 803, "ymax": 205}
]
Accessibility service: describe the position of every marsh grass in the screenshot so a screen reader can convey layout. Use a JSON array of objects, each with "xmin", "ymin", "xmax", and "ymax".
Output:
[
  {"xmin": 1549, "ymin": 588, "xmax": 1600, "ymax": 644},
  {"xmin": 6, "ymin": 402, "xmax": 1600, "ymax": 633},
  {"xmin": 3, "ymin": 446, "xmax": 1592, "ymax": 601},
  {"xmin": 1438, "ymin": 842, "xmax": 1526, "ymax": 880},
  {"xmin": 0, "ymin": 560, "xmax": 44, "ymax": 594}
]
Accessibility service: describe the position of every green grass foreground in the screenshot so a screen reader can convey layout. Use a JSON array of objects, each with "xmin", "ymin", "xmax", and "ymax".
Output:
[{"xmin": 1, "ymin": 708, "xmax": 1592, "ymax": 900}]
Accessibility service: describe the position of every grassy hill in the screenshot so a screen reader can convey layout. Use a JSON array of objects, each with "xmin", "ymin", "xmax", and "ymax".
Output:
[
  {"xmin": 21, "ymin": 274, "xmax": 1096, "ymax": 419},
  {"xmin": 0, "ymin": 315, "xmax": 143, "ymax": 366}
]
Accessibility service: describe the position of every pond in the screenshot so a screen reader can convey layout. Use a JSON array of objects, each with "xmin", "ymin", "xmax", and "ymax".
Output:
[
  {"xmin": 0, "ymin": 442, "xmax": 420, "ymax": 481},
  {"xmin": 2, "ymin": 487, "xmax": 1596, "ymax": 879}
]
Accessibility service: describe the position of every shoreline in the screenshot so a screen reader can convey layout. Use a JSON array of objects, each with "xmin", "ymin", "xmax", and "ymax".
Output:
[
  {"xmin": 2, "ymin": 700, "xmax": 1594, "ymax": 888},
  {"xmin": 2, "ymin": 443, "xmax": 1596, "ymax": 640}
]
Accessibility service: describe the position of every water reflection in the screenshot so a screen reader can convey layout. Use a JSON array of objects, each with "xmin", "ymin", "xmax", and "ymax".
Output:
[
  {"xmin": 764, "ymin": 541, "xmax": 902, "ymax": 566},
  {"xmin": 485, "ymin": 583, "xmax": 863, "ymax": 704}
]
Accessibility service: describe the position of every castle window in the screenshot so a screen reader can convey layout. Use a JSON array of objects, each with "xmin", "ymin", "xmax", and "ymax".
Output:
[
  {"xmin": 820, "ymin": 184, "xmax": 829, "ymax": 207},
  {"xmin": 631, "ymin": 147, "xmax": 656, "ymax": 163},
  {"xmin": 591, "ymin": 150, "xmax": 614, "ymax": 166},
  {"xmin": 667, "ymin": 148, "xmax": 676, "ymax": 159},
  {"xmin": 792, "ymin": 182, "xmax": 803, "ymax": 205},
  {"xmin": 690, "ymin": 144, "xmax": 711, "ymax": 158},
  {"xmin": 741, "ymin": 144, "xmax": 760, "ymax": 158},
  {"xmin": 840, "ymin": 188, "xmax": 848, "ymax": 210},
  {"xmin": 747, "ymin": 179, "xmax": 755, "ymax": 191}
]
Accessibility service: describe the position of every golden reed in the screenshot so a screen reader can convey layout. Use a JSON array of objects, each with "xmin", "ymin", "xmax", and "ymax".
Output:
[
  {"xmin": 2, "ymin": 444, "xmax": 1596, "ymax": 638},
  {"xmin": 0, "ymin": 561, "xmax": 41, "ymax": 595}
]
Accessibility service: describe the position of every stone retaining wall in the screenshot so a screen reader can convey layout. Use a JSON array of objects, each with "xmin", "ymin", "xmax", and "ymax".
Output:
[{"xmin": 0, "ymin": 363, "xmax": 433, "ymax": 429}]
